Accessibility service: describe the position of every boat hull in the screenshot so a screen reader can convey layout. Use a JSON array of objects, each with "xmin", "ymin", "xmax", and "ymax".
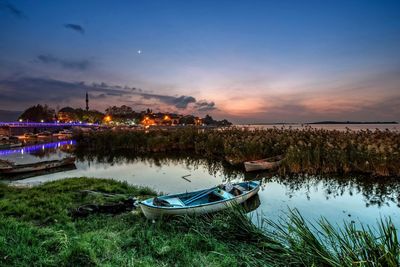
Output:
[
  {"xmin": 244, "ymin": 156, "xmax": 283, "ymax": 172},
  {"xmin": 140, "ymin": 182, "xmax": 260, "ymax": 219},
  {"xmin": 0, "ymin": 157, "xmax": 76, "ymax": 174}
]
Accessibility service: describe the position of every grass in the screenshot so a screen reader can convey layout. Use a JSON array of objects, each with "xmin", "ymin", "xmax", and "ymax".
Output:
[
  {"xmin": 74, "ymin": 127, "xmax": 400, "ymax": 177},
  {"xmin": 0, "ymin": 178, "xmax": 398, "ymax": 266}
]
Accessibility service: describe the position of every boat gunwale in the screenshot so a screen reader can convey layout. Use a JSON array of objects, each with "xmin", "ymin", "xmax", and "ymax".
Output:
[{"xmin": 140, "ymin": 181, "xmax": 260, "ymax": 210}]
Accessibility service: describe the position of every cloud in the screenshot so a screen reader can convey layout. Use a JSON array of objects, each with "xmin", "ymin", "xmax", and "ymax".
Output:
[
  {"xmin": 195, "ymin": 100, "xmax": 217, "ymax": 111},
  {"xmin": 0, "ymin": 0, "xmax": 27, "ymax": 19},
  {"xmin": 64, "ymin": 23, "xmax": 85, "ymax": 34},
  {"xmin": 0, "ymin": 76, "xmax": 218, "ymax": 113},
  {"xmin": 37, "ymin": 55, "xmax": 90, "ymax": 70},
  {"xmin": 141, "ymin": 93, "xmax": 196, "ymax": 109}
]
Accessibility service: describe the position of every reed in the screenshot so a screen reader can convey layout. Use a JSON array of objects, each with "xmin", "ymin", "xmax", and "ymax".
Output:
[{"xmin": 75, "ymin": 127, "xmax": 400, "ymax": 177}]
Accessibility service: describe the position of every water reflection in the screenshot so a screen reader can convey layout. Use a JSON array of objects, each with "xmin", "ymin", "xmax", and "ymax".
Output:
[
  {"xmin": 1, "ymin": 142, "xmax": 399, "ymax": 225},
  {"xmin": 75, "ymin": 149, "xmax": 400, "ymax": 209},
  {"xmin": 0, "ymin": 140, "xmax": 75, "ymax": 158}
]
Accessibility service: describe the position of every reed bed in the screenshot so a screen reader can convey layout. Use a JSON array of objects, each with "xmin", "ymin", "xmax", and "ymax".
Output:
[{"xmin": 75, "ymin": 127, "xmax": 400, "ymax": 177}]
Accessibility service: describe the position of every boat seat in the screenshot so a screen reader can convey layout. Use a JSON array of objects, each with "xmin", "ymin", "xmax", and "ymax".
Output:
[
  {"xmin": 234, "ymin": 185, "xmax": 247, "ymax": 192},
  {"xmin": 153, "ymin": 197, "xmax": 185, "ymax": 207},
  {"xmin": 213, "ymin": 189, "xmax": 234, "ymax": 200},
  {"xmin": 166, "ymin": 197, "xmax": 185, "ymax": 207}
]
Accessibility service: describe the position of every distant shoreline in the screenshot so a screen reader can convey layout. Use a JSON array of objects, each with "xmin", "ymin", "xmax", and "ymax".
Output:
[
  {"xmin": 245, "ymin": 121, "xmax": 398, "ymax": 125},
  {"xmin": 308, "ymin": 121, "xmax": 398, "ymax": 125}
]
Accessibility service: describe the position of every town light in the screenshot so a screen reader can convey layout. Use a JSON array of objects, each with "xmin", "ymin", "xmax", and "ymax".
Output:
[
  {"xmin": 104, "ymin": 115, "xmax": 112, "ymax": 122},
  {"xmin": 19, "ymin": 119, "xmax": 23, "ymax": 122},
  {"xmin": 164, "ymin": 115, "xmax": 170, "ymax": 120},
  {"xmin": 40, "ymin": 120, "xmax": 44, "ymax": 123}
]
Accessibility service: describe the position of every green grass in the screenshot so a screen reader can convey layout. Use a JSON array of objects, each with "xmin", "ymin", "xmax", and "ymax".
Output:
[{"xmin": 0, "ymin": 178, "xmax": 398, "ymax": 266}]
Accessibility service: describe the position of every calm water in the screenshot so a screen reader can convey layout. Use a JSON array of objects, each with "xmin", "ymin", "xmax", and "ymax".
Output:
[{"xmin": 1, "ymin": 140, "xmax": 399, "ymax": 227}]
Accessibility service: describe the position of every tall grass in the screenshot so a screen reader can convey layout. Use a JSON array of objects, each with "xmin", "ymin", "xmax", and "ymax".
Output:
[
  {"xmin": 174, "ymin": 206, "xmax": 400, "ymax": 266},
  {"xmin": 74, "ymin": 127, "xmax": 400, "ymax": 177}
]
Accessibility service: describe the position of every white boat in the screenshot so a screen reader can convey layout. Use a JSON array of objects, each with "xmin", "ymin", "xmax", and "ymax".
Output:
[
  {"xmin": 0, "ymin": 157, "xmax": 76, "ymax": 174},
  {"xmin": 140, "ymin": 181, "xmax": 261, "ymax": 219},
  {"xmin": 244, "ymin": 155, "xmax": 283, "ymax": 172}
]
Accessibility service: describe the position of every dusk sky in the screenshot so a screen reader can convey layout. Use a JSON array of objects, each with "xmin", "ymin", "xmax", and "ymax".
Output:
[{"xmin": 1, "ymin": 0, "xmax": 399, "ymax": 123}]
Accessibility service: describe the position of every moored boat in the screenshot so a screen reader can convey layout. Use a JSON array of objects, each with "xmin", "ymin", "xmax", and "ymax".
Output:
[
  {"xmin": 53, "ymin": 129, "xmax": 73, "ymax": 140},
  {"xmin": 244, "ymin": 155, "xmax": 283, "ymax": 172},
  {"xmin": 140, "ymin": 181, "xmax": 261, "ymax": 219},
  {"xmin": 37, "ymin": 131, "xmax": 52, "ymax": 138},
  {"xmin": 0, "ymin": 142, "xmax": 23, "ymax": 149},
  {"xmin": 0, "ymin": 157, "xmax": 76, "ymax": 174}
]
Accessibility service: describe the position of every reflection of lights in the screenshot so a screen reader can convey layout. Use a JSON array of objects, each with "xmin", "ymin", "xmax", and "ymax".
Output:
[{"xmin": 0, "ymin": 140, "xmax": 76, "ymax": 156}]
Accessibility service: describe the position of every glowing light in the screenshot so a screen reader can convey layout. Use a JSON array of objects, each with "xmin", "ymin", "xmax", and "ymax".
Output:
[
  {"xmin": 104, "ymin": 115, "xmax": 112, "ymax": 122},
  {"xmin": 19, "ymin": 119, "xmax": 23, "ymax": 122},
  {"xmin": 40, "ymin": 120, "xmax": 44, "ymax": 123}
]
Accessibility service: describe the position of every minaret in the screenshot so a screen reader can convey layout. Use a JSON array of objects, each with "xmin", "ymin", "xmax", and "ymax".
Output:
[{"xmin": 86, "ymin": 91, "xmax": 89, "ymax": 111}]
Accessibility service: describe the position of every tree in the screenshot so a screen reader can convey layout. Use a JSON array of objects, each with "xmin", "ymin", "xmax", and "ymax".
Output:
[
  {"xmin": 202, "ymin": 114, "xmax": 214, "ymax": 125},
  {"xmin": 18, "ymin": 104, "xmax": 55, "ymax": 122},
  {"xmin": 105, "ymin": 105, "xmax": 133, "ymax": 116},
  {"xmin": 202, "ymin": 114, "xmax": 232, "ymax": 126},
  {"xmin": 179, "ymin": 115, "xmax": 195, "ymax": 125}
]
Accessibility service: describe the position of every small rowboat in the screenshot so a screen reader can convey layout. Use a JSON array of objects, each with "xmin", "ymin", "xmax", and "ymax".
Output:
[
  {"xmin": 140, "ymin": 181, "xmax": 261, "ymax": 219},
  {"xmin": 0, "ymin": 157, "xmax": 76, "ymax": 174},
  {"xmin": 244, "ymin": 155, "xmax": 283, "ymax": 172}
]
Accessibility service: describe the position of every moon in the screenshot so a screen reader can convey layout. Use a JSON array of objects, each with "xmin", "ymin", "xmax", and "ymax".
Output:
[{"xmin": 137, "ymin": 50, "xmax": 142, "ymax": 54}]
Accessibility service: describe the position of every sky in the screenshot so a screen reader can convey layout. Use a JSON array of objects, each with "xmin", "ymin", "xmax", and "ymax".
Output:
[{"xmin": 0, "ymin": 0, "xmax": 399, "ymax": 123}]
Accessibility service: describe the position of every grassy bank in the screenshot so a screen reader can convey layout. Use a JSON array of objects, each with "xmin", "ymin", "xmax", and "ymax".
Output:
[
  {"xmin": 0, "ymin": 178, "xmax": 398, "ymax": 266},
  {"xmin": 74, "ymin": 127, "xmax": 400, "ymax": 177}
]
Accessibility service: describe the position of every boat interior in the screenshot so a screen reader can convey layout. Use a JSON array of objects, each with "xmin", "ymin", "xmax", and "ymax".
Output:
[{"xmin": 150, "ymin": 181, "xmax": 259, "ymax": 208}]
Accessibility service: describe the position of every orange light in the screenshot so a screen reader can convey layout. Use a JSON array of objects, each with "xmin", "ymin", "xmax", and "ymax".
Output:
[
  {"xmin": 164, "ymin": 115, "xmax": 170, "ymax": 120},
  {"xmin": 104, "ymin": 115, "xmax": 112, "ymax": 122}
]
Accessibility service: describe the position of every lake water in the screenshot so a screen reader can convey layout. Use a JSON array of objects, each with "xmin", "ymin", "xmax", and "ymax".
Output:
[{"xmin": 1, "ymin": 140, "xmax": 399, "ymax": 227}]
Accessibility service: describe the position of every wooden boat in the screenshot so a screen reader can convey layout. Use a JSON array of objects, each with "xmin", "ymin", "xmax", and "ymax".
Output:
[
  {"xmin": 37, "ymin": 131, "xmax": 52, "ymax": 138},
  {"xmin": 53, "ymin": 130, "xmax": 73, "ymax": 140},
  {"xmin": 23, "ymin": 133, "xmax": 38, "ymax": 139},
  {"xmin": 1, "ymin": 164, "xmax": 77, "ymax": 180},
  {"xmin": 244, "ymin": 155, "xmax": 283, "ymax": 172},
  {"xmin": 0, "ymin": 157, "xmax": 76, "ymax": 174},
  {"xmin": 140, "ymin": 181, "xmax": 261, "ymax": 219},
  {"xmin": 0, "ymin": 142, "xmax": 23, "ymax": 149}
]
